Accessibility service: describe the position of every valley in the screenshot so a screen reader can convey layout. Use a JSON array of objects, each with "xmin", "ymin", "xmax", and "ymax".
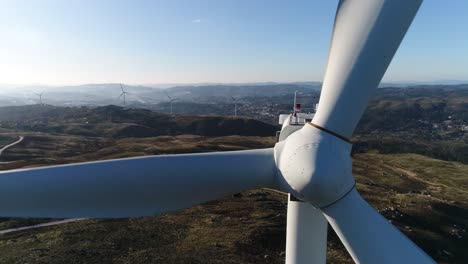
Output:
[{"xmin": 0, "ymin": 85, "xmax": 467, "ymax": 263}]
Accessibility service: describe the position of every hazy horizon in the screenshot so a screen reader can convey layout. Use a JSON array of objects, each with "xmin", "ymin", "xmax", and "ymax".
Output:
[{"xmin": 2, "ymin": 80, "xmax": 468, "ymax": 89}]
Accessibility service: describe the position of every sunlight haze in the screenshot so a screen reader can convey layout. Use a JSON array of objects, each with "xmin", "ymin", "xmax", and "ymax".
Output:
[{"xmin": 0, "ymin": 0, "xmax": 467, "ymax": 85}]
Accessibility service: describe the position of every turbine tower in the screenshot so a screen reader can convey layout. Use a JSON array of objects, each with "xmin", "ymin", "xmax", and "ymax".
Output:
[
  {"xmin": 34, "ymin": 91, "xmax": 44, "ymax": 105},
  {"xmin": 119, "ymin": 84, "xmax": 132, "ymax": 106},
  {"xmin": 164, "ymin": 90, "xmax": 176, "ymax": 114},
  {"xmin": 231, "ymin": 96, "xmax": 238, "ymax": 117},
  {"xmin": 0, "ymin": 1, "xmax": 433, "ymax": 263}
]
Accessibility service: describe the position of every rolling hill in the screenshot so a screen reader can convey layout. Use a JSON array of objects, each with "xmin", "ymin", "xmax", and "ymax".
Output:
[
  {"xmin": 0, "ymin": 85, "xmax": 466, "ymax": 263},
  {"xmin": 0, "ymin": 105, "xmax": 278, "ymax": 138}
]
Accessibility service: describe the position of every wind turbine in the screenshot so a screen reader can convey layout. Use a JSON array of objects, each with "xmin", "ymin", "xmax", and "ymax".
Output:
[
  {"xmin": 119, "ymin": 84, "xmax": 133, "ymax": 106},
  {"xmin": 164, "ymin": 90, "xmax": 176, "ymax": 114},
  {"xmin": 231, "ymin": 96, "xmax": 238, "ymax": 117},
  {"xmin": 0, "ymin": 1, "xmax": 434, "ymax": 263},
  {"xmin": 34, "ymin": 91, "xmax": 45, "ymax": 105}
]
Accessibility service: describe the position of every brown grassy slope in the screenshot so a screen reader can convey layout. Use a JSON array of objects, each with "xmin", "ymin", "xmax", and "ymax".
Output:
[
  {"xmin": 0, "ymin": 132, "xmax": 113, "ymax": 164},
  {"xmin": 353, "ymin": 153, "xmax": 468, "ymax": 263},
  {"xmin": 0, "ymin": 135, "xmax": 276, "ymax": 231},
  {"xmin": 0, "ymin": 134, "xmax": 275, "ymax": 166},
  {"xmin": 0, "ymin": 135, "xmax": 467, "ymax": 263},
  {"xmin": 0, "ymin": 105, "xmax": 278, "ymax": 138},
  {"xmin": 0, "ymin": 135, "xmax": 17, "ymax": 147}
]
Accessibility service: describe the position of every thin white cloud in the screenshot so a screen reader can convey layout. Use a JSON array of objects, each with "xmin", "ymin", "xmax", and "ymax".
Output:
[{"xmin": 191, "ymin": 19, "xmax": 201, "ymax": 23}]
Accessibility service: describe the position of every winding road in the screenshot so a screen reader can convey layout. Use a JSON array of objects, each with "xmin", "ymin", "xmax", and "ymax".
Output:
[
  {"xmin": 0, "ymin": 218, "xmax": 86, "ymax": 235},
  {"xmin": 0, "ymin": 135, "xmax": 86, "ymax": 234},
  {"xmin": 0, "ymin": 136, "xmax": 24, "ymax": 157}
]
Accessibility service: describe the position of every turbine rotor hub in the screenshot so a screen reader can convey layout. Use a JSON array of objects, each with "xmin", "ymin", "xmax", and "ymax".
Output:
[{"xmin": 274, "ymin": 124, "xmax": 355, "ymax": 207}]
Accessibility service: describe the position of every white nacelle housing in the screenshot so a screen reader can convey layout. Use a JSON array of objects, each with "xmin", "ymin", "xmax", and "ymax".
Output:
[
  {"xmin": 279, "ymin": 113, "xmax": 316, "ymax": 126},
  {"xmin": 279, "ymin": 114, "xmax": 290, "ymax": 125},
  {"xmin": 277, "ymin": 113, "xmax": 316, "ymax": 142}
]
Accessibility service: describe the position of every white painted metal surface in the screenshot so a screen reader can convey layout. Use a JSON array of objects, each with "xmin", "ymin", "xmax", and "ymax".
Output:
[
  {"xmin": 292, "ymin": 113, "xmax": 315, "ymax": 125},
  {"xmin": 322, "ymin": 188, "xmax": 435, "ymax": 263},
  {"xmin": 277, "ymin": 125, "xmax": 301, "ymax": 142},
  {"xmin": 275, "ymin": 124, "xmax": 355, "ymax": 207},
  {"xmin": 277, "ymin": 116, "xmax": 303, "ymax": 142},
  {"xmin": 0, "ymin": 0, "xmax": 436, "ymax": 263},
  {"xmin": 0, "ymin": 148, "xmax": 276, "ymax": 218},
  {"xmin": 286, "ymin": 195, "xmax": 327, "ymax": 264},
  {"xmin": 278, "ymin": 114, "xmax": 290, "ymax": 125},
  {"xmin": 278, "ymin": 114, "xmax": 316, "ymax": 142},
  {"xmin": 313, "ymin": 0, "xmax": 423, "ymax": 139},
  {"xmin": 308, "ymin": 1, "xmax": 431, "ymax": 262}
]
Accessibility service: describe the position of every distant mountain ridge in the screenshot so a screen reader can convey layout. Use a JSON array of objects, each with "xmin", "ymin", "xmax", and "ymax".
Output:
[
  {"xmin": 0, "ymin": 83, "xmax": 321, "ymax": 106},
  {"xmin": 0, "ymin": 83, "xmax": 467, "ymax": 107}
]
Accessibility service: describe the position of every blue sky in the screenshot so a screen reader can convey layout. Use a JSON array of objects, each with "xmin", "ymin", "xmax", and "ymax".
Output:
[{"xmin": 0, "ymin": 0, "xmax": 467, "ymax": 85}]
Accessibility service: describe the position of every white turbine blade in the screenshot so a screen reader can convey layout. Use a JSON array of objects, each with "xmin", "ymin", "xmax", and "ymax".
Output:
[
  {"xmin": 286, "ymin": 195, "xmax": 327, "ymax": 264},
  {"xmin": 322, "ymin": 188, "xmax": 434, "ymax": 263},
  {"xmin": 120, "ymin": 83, "xmax": 124, "ymax": 92},
  {"xmin": 0, "ymin": 148, "xmax": 276, "ymax": 218},
  {"xmin": 312, "ymin": 0, "xmax": 422, "ymax": 138}
]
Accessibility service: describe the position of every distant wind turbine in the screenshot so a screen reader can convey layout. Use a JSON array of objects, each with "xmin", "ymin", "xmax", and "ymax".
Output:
[
  {"xmin": 231, "ymin": 96, "xmax": 238, "ymax": 117},
  {"xmin": 119, "ymin": 84, "xmax": 133, "ymax": 106},
  {"xmin": 164, "ymin": 90, "xmax": 176, "ymax": 114},
  {"xmin": 34, "ymin": 91, "xmax": 45, "ymax": 105}
]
